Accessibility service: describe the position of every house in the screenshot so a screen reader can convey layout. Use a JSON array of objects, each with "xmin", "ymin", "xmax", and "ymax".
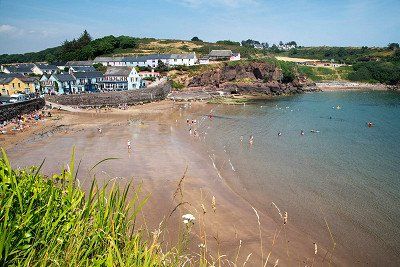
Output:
[
  {"xmin": 72, "ymin": 71, "xmax": 103, "ymax": 92},
  {"xmin": 278, "ymin": 44, "xmax": 296, "ymax": 51},
  {"xmin": 208, "ymin": 50, "xmax": 233, "ymax": 61},
  {"xmin": 32, "ymin": 63, "xmax": 58, "ymax": 75},
  {"xmin": 54, "ymin": 62, "xmax": 67, "ymax": 70},
  {"xmin": 49, "ymin": 73, "xmax": 76, "ymax": 94},
  {"xmin": 0, "ymin": 76, "xmax": 37, "ymax": 96},
  {"xmin": 40, "ymin": 74, "xmax": 53, "ymax": 94},
  {"xmin": 69, "ymin": 65, "xmax": 97, "ymax": 73},
  {"xmin": 65, "ymin": 60, "xmax": 93, "ymax": 67},
  {"xmin": 100, "ymin": 67, "xmax": 141, "ymax": 91},
  {"xmin": 139, "ymin": 70, "xmax": 161, "ymax": 88},
  {"xmin": 230, "ymin": 53, "xmax": 241, "ymax": 61},
  {"xmin": 198, "ymin": 57, "xmax": 210, "ymax": 65},
  {"xmin": 94, "ymin": 53, "xmax": 197, "ymax": 68},
  {"xmin": 1, "ymin": 63, "xmax": 36, "ymax": 75},
  {"xmin": 138, "ymin": 69, "xmax": 160, "ymax": 80}
]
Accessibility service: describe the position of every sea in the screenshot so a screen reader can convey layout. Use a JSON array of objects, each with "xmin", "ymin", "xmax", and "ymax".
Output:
[{"xmin": 189, "ymin": 90, "xmax": 400, "ymax": 266}]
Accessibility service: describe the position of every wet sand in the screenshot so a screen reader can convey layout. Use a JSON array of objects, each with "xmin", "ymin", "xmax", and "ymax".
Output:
[{"xmin": 1, "ymin": 101, "xmax": 346, "ymax": 266}]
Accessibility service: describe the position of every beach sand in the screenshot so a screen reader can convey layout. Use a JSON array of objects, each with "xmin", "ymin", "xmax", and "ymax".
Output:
[{"xmin": 1, "ymin": 101, "xmax": 347, "ymax": 266}]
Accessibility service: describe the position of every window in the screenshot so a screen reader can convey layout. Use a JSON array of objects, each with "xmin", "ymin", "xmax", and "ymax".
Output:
[{"xmin": 18, "ymin": 83, "xmax": 20, "ymax": 88}]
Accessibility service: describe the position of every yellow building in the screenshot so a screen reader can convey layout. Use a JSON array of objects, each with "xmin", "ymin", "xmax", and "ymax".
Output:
[{"xmin": 0, "ymin": 76, "xmax": 37, "ymax": 96}]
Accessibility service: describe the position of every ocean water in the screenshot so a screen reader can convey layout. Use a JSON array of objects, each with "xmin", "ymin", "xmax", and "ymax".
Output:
[{"xmin": 191, "ymin": 91, "xmax": 400, "ymax": 265}]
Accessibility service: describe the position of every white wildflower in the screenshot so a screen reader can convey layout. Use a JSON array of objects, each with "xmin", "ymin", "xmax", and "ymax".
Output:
[{"xmin": 182, "ymin": 213, "xmax": 195, "ymax": 224}]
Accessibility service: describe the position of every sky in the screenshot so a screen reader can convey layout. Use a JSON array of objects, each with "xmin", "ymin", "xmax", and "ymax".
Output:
[{"xmin": 0, "ymin": 0, "xmax": 399, "ymax": 54}]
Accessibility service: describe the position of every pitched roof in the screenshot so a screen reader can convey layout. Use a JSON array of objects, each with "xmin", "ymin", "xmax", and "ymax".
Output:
[
  {"xmin": 65, "ymin": 60, "xmax": 93, "ymax": 67},
  {"xmin": 19, "ymin": 76, "xmax": 38, "ymax": 83},
  {"xmin": 70, "ymin": 66, "xmax": 96, "ymax": 72},
  {"xmin": 209, "ymin": 50, "xmax": 233, "ymax": 57},
  {"xmin": 72, "ymin": 71, "xmax": 103, "ymax": 79},
  {"xmin": 35, "ymin": 63, "xmax": 58, "ymax": 71},
  {"xmin": 0, "ymin": 73, "xmax": 24, "ymax": 79},
  {"xmin": 52, "ymin": 73, "xmax": 76, "ymax": 82},
  {"xmin": 3, "ymin": 63, "xmax": 35, "ymax": 73},
  {"xmin": 94, "ymin": 56, "xmax": 124, "ymax": 62},
  {"xmin": 104, "ymin": 67, "xmax": 133, "ymax": 76},
  {"xmin": 95, "ymin": 53, "xmax": 196, "ymax": 63}
]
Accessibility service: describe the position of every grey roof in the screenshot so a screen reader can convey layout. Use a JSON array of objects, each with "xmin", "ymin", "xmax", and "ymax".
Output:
[
  {"xmin": 54, "ymin": 62, "xmax": 67, "ymax": 66},
  {"xmin": 35, "ymin": 63, "xmax": 58, "ymax": 71},
  {"xmin": 105, "ymin": 67, "xmax": 133, "ymax": 76},
  {"xmin": 3, "ymin": 63, "xmax": 35, "ymax": 73},
  {"xmin": 0, "ymin": 73, "xmax": 24, "ymax": 79},
  {"xmin": 53, "ymin": 73, "xmax": 76, "ymax": 82},
  {"xmin": 95, "ymin": 53, "xmax": 196, "ymax": 63},
  {"xmin": 70, "ymin": 66, "xmax": 96, "ymax": 72},
  {"xmin": 19, "ymin": 76, "xmax": 38, "ymax": 83},
  {"xmin": 94, "ymin": 56, "xmax": 124, "ymax": 62},
  {"xmin": 209, "ymin": 50, "xmax": 233, "ymax": 57},
  {"xmin": 72, "ymin": 71, "xmax": 103, "ymax": 79},
  {"xmin": 66, "ymin": 60, "xmax": 93, "ymax": 67}
]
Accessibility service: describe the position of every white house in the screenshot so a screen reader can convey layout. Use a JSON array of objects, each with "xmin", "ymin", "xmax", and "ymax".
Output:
[
  {"xmin": 230, "ymin": 53, "xmax": 241, "ymax": 61},
  {"xmin": 100, "ymin": 67, "xmax": 141, "ymax": 91},
  {"xmin": 94, "ymin": 53, "xmax": 197, "ymax": 68},
  {"xmin": 69, "ymin": 65, "xmax": 97, "ymax": 73},
  {"xmin": 32, "ymin": 63, "xmax": 58, "ymax": 75}
]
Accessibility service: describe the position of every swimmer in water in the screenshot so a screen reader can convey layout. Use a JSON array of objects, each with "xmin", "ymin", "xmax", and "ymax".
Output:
[
  {"xmin": 367, "ymin": 122, "xmax": 374, "ymax": 127},
  {"xmin": 240, "ymin": 135, "xmax": 243, "ymax": 142},
  {"xmin": 300, "ymin": 130, "xmax": 304, "ymax": 136},
  {"xmin": 249, "ymin": 135, "xmax": 254, "ymax": 145},
  {"xmin": 278, "ymin": 132, "xmax": 282, "ymax": 136}
]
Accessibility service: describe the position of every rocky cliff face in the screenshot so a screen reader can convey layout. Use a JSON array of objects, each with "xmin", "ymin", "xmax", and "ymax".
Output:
[{"xmin": 187, "ymin": 62, "xmax": 316, "ymax": 95}]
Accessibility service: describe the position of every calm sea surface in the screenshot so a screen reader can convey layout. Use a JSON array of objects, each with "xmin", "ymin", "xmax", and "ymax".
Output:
[{"xmin": 191, "ymin": 91, "xmax": 400, "ymax": 265}]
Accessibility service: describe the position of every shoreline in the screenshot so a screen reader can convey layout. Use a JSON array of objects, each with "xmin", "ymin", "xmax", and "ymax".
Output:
[{"xmin": 1, "ymin": 100, "xmax": 353, "ymax": 265}]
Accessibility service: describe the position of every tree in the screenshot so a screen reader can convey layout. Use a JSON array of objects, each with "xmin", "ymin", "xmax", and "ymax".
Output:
[
  {"xmin": 155, "ymin": 60, "xmax": 168, "ymax": 72},
  {"xmin": 279, "ymin": 41, "xmax": 284, "ymax": 46},
  {"xmin": 78, "ymin": 30, "xmax": 92, "ymax": 46},
  {"xmin": 388, "ymin": 43, "xmax": 399, "ymax": 50},
  {"xmin": 191, "ymin": 37, "xmax": 202, "ymax": 42}
]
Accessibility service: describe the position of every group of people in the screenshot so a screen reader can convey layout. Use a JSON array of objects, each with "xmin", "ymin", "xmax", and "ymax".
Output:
[{"xmin": 1, "ymin": 109, "xmax": 51, "ymax": 135}]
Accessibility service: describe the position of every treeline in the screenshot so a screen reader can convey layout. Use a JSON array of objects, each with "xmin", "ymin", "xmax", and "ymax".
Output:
[{"xmin": 0, "ymin": 31, "xmax": 138, "ymax": 64}]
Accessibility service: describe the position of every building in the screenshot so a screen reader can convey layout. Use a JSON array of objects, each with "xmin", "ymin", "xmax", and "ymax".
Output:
[
  {"xmin": 65, "ymin": 60, "xmax": 93, "ymax": 67},
  {"xmin": 32, "ymin": 63, "xmax": 58, "ymax": 75},
  {"xmin": 40, "ymin": 74, "xmax": 53, "ymax": 94},
  {"xmin": 100, "ymin": 67, "xmax": 141, "ymax": 91},
  {"xmin": 72, "ymin": 71, "xmax": 103, "ymax": 93},
  {"xmin": 139, "ymin": 70, "xmax": 161, "ymax": 88},
  {"xmin": 208, "ymin": 50, "xmax": 241, "ymax": 61},
  {"xmin": 94, "ymin": 53, "xmax": 197, "ymax": 68},
  {"xmin": 198, "ymin": 57, "xmax": 210, "ymax": 65},
  {"xmin": 49, "ymin": 73, "xmax": 76, "ymax": 94},
  {"xmin": 0, "ymin": 76, "xmax": 37, "ymax": 96},
  {"xmin": 1, "ymin": 63, "xmax": 36, "ymax": 75},
  {"xmin": 69, "ymin": 65, "xmax": 97, "ymax": 73},
  {"xmin": 278, "ymin": 44, "xmax": 296, "ymax": 51}
]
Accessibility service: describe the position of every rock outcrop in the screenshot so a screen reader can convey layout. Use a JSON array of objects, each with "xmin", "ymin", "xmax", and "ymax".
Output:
[{"xmin": 187, "ymin": 61, "xmax": 316, "ymax": 95}]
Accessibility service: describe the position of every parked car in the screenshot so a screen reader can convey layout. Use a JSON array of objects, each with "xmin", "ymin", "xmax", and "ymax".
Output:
[{"xmin": 9, "ymin": 94, "xmax": 26, "ymax": 103}]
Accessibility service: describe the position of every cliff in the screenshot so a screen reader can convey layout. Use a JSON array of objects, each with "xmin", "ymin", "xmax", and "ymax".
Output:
[{"xmin": 187, "ymin": 61, "xmax": 317, "ymax": 95}]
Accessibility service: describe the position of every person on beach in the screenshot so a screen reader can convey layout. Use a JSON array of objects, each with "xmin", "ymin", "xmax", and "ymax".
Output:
[
  {"xmin": 240, "ymin": 135, "xmax": 243, "ymax": 142},
  {"xmin": 249, "ymin": 135, "xmax": 254, "ymax": 145},
  {"xmin": 98, "ymin": 128, "xmax": 102, "ymax": 134},
  {"xmin": 127, "ymin": 140, "xmax": 131, "ymax": 150}
]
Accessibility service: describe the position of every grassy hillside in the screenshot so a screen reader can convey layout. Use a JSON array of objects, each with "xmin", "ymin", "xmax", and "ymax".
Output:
[{"xmin": 0, "ymin": 31, "xmax": 262, "ymax": 64}]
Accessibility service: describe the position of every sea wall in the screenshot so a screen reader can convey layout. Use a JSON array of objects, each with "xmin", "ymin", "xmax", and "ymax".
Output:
[
  {"xmin": 0, "ymin": 98, "xmax": 45, "ymax": 122},
  {"xmin": 45, "ymin": 81, "xmax": 171, "ymax": 107}
]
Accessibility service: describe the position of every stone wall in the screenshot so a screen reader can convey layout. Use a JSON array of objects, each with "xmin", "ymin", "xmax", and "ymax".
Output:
[
  {"xmin": 0, "ymin": 98, "xmax": 45, "ymax": 122},
  {"xmin": 45, "ymin": 81, "xmax": 172, "ymax": 107}
]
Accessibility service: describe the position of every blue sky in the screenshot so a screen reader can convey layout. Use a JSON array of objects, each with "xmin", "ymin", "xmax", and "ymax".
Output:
[{"xmin": 0, "ymin": 0, "xmax": 399, "ymax": 54}]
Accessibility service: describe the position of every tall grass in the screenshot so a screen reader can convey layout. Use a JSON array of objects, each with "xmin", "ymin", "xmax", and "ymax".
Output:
[{"xmin": 0, "ymin": 149, "xmax": 167, "ymax": 266}]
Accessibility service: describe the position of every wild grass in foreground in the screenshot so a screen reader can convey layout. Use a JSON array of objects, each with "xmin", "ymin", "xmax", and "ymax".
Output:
[
  {"xmin": 0, "ymin": 148, "xmax": 336, "ymax": 266},
  {"xmin": 0, "ymin": 149, "xmax": 170, "ymax": 266}
]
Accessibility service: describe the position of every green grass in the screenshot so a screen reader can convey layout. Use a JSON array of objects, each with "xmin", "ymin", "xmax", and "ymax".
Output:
[{"xmin": 0, "ymin": 149, "xmax": 174, "ymax": 266}]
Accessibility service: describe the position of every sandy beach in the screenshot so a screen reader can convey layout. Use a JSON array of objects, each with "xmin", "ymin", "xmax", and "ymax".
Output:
[{"xmin": 1, "ymin": 101, "xmax": 349, "ymax": 266}]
